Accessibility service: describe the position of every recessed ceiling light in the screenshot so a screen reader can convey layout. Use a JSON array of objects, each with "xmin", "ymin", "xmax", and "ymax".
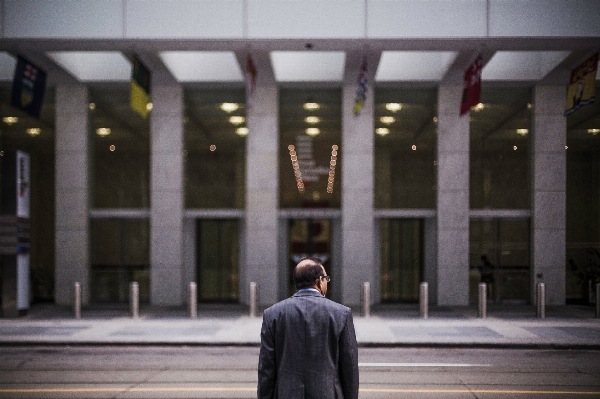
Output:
[
  {"xmin": 380, "ymin": 116, "xmax": 395, "ymax": 125},
  {"xmin": 385, "ymin": 103, "xmax": 402, "ymax": 112},
  {"xmin": 376, "ymin": 128, "xmax": 390, "ymax": 136},
  {"xmin": 229, "ymin": 116, "xmax": 245, "ymax": 125},
  {"xmin": 210, "ymin": 144, "xmax": 217, "ymax": 151},
  {"xmin": 88, "ymin": 103, "xmax": 96, "ymax": 110},
  {"xmin": 306, "ymin": 127, "xmax": 320, "ymax": 136},
  {"xmin": 221, "ymin": 103, "xmax": 239, "ymax": 113},
  {"xmin": 96, "ymin": 128, "xmax": 111, "ymax": 136},
  {"xmin": 588, "ymin": 129, "xmax": 600, "ymax": 135},
  {"xmin": 303, "ymin": 102, "xmax": 320, "ymax": 111},
  {"xmin": 516, "ymin": 129, "xmax": 528, "ymax": 136},
  {"xmin": 474, "ymin": 103, "xmax": 485, "ymax": 111},
  {"xmin": 26, "ymin": 128, "xmax": 41, "ymax": 137},
  {"xmin": 236, "ymin": 127, "xmax": 249, "ymax": 136},
  {"xmin": 146, "ymin": 103, "xmax": 153, "ymax": 111},
  {"xmin": 2, "ymin": 116, "xmax": 18, "ymax": 125},
  {"xmin": 305, "ymin": 116, "xmax": 320, "ymax": 124}
]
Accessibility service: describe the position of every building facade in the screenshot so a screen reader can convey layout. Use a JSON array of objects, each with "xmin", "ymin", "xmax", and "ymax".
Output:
[{"xmin": 0, "ymin": 0, "xmax": 599, "ymax": 309}]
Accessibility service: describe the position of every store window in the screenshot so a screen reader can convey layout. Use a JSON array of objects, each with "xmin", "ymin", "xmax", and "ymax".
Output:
[
  {"xmin": 374, "ymin": 88, "xmax": 437, "ymax": 209},
  {"xmin": 0, "ymin": 87, "xmax": 55, "ymax": 303},
  {"xmin": 566, "ymin": 83, "xmax": 600, "ymax": 304},
  {"xmin": 91, "ymin": 87, "xmax": 150, "ymax": 208},
  {"xmin": 470, "ymin": 88, "xmax": 531, "ymax": 209},
  {"xmin": 184, "ymin": 89, "xmax": 246, "ymax": 209},
  {"xmin": 279, "ymin": 89, "xmax": 342, "ymax": 209}
]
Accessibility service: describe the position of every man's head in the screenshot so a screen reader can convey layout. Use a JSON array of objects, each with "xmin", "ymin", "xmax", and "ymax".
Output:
[{"xmin": 293, "ymin": 256, "xmax": 329, "ymax": 296}]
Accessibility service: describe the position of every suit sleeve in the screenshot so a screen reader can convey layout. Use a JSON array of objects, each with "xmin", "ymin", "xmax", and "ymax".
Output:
[
  {"xmin": 338, "ymin": 309, "xmax": 359, "ymax": 399},
  {"xmin": 257, "ymin": 314, "xmax": 276, "ymax": 399}
]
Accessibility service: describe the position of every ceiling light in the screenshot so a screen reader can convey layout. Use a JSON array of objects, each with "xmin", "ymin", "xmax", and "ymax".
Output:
[
  {"xmin": 26, "ymin": 128, "xmax": 41, "ymax": 137},
  {"xmin": 209, "ymin": 145, "xmax": 216, "ymax": 151},
  {"xmin": 412, "ymin": 145, "xmax": 417, "ymax": 150},
  {"xmin": 146, "ymin": 103, "xmax": 153, "ymax": 111},
  {"xmin": 380, "ymin": 116, "xmax": 395, "ymax": 124},
  {"xmin": 385, "ymin": 103, "xmax": 402, "ymax": 112},
  {"xmin": 433, "ymin": 117, "xmax": 438, "ymax": 123},
  {"xmin": 221, "ymin": 103, "xmax": 239, "ymax": 113},
  {"xmin": 109, "ymin": 145, "xmax": 116, "ymax": 151},
  {"xmin": 236, "ymin": 127, "xmax": 249, "ymax": 136},
  {"xmin": 516, "ymin": 129, "xmax": 529, "ymax": 136},
  {"xmin": 305, "ymin": 116, "xmax": 320, "ymax": 124},
  {"xmin": 306, "ymin": 128, "xmax": 320, "ymax": 136},
  {"xmin": 88, "ymin": 103, "xmax": 96, "ymax": 110},
  {"xmin": 2, "ymin": 116, "xmax": 18, "ymax": 125},
  {"xmin": 229, "ymin": 116, "xmax": 245, "ymax": 125},
  {"xmin": 96, "ymin": 127, "xmax": 111, "ymax": 136},
  {"xmin": 474, "ymin": 103, "xmax": 485, "ymax": 111},
  {"xmin": 376, "ymin": 128, "xmax": 390, "ymax": 136},
  {"xmin": 303, "ymin": 102, "xmax": 320, "ymax": 110},
  {"xmin": 588, "ymin": 129, "xmax": 600, "ymax": 135}
]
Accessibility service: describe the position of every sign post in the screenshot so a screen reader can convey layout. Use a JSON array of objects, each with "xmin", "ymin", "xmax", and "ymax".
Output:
[{"xmin": 1, "ymin": 151, "xmax": 30, "ymax": 317}]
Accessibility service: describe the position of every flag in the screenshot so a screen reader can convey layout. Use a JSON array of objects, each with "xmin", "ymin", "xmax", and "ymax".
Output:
[
  {"xmin": 353, "ymin": 57, "xmax": 368, "ymax": 116},
  {"xmin": 11, "ymin": 55, "xmax": 47, "ymax": 118},
  {"xmin": 246, "ymin": 53, "xmax": 257, "ymax": 108},
  {"xmin": 130, "ymin": 56, "xmax": 151, "ymax": 118},
  {"xmin": 564, "ymin": 52, "xmax": 598, "ymax": 117},
  {"xmin": 460, "ymin": 54, "xmax": 483, "ymax": 116}
]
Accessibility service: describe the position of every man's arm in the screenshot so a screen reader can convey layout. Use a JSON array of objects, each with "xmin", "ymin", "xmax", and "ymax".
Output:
[
  {"xmin": 338, "ymin": 309, "xmax": 359, "ymax": 399},
  {"xmin": 257, "ymin": 315, "xmax": 276, "ymax": 399}
]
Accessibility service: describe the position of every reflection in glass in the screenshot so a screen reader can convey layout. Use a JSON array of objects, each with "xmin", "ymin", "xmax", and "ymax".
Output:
[
  {"xmin": 566, "ymin": 83, "xmax": 600, "ymax": 304},
  {"xmin": 280, "ymin": 89, "xmax": 341, "ymax": 208},
  {"xmin": 470, "ymin": 88, "xmax": 530, "ymax": 209},
  {"xmin": 374, "ymin": 89, "xmax": 437, "ymax": 209},
  {"xmin": 380, "ymin": 219, "xmax": 423, "ymax": 303},
  {"xmin": 469, "ymin": 219, "xmax": 530, "ymax": 304},
  {"xmin": 91, "ymin": 87, "xmax": 150, "ymax": 208},
  {"xmin": 197, "ymin": 219, "xmax": 239, "ymax": 302},
  {"xmin": 185, "ymin": 89, "xmax": 245, "ymax": 209},
  {"xmin": 91, "ymin": 219, "xmax": 150, "ymax": 303}
]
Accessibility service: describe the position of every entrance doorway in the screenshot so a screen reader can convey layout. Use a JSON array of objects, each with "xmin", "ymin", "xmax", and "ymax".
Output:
[
  {"xmin": 380, "ymin": 219, "xmax": 424, "ymax": 303},
  {"xmin": 288, "ymin": 219, "xmax": 332, "ymax": 298},
  {"xmin": 469, "ymin": 218, "xmax": 530, "ymax": 304},
  {"xmin": 196, "ymin": 219, "xmax": 239, "ymax": 303}
]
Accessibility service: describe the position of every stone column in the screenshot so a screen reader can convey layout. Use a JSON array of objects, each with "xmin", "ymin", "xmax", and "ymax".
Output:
[
  {"xmin": 531, "ymin": 85, "xmax": 566, "ymax": 305},
  {"xmin": 436, "ymin": 83, "xmax": 470, "ymax": 306},
  {"xmin": 150, "ymin": 84, "xmax": 184, "ymax": 305},
  {"xmin": 244, "ymin": 85, "xmax": 279, "ymax": 306},
  {"xmin": 341, "ymin": 83, "xmax": 375, "ymax": 307},
  {"xmin": 55, "ymin": 85, "xmax": 90, "ymax": 305}
]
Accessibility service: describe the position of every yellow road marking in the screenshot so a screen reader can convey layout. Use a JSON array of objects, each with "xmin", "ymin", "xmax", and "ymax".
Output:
[{"xmin": 1, "ymin": 387, "xmax": 600, "ymax": 395}]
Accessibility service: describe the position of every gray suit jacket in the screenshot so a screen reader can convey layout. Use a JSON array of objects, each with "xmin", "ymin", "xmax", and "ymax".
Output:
[{"xmin": 258, "ymin": 290, "xmax": 359, "ymax": 399}]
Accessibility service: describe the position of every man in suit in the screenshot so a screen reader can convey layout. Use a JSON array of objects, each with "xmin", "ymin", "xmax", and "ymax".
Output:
[{"xmin": 257, "ymin": 256, "xmax": 359, "ymax": 399}]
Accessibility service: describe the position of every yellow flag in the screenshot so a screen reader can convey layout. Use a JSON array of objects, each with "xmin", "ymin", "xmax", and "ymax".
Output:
[
  {"xmin": 565, "ymin": 53, "xmax": 598, "ymax": 117},
  {"xmin": 130, "ymin": 56, "xmax": 151, "ymax": 118}
]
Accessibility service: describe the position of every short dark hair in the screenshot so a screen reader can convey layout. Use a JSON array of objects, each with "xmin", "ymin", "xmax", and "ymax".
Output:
[{"xmin": 293, "ymin": 257, "xmax": 324, "ymax": 289}]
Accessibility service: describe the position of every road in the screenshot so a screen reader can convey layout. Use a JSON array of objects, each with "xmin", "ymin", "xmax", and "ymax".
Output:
[{"xmin": 0, "ymin": 346, "xmax": 598, "ymax": 398}]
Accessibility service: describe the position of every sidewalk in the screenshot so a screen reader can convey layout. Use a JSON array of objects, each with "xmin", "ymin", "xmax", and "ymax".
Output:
[{"xmin": 0, "ymin": 303, "xmax": 599, "ymax": 349}]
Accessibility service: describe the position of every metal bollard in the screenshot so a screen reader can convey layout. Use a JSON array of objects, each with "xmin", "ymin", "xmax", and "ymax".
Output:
[
  {"xmin": 536, "ymin": 282, "xmax": 545, "ymax": 319},
  {"xmin": 188, "ymin": 282, "xmax": 197, "ymax": 319},
  {"xmin": 419, "ymin": 282, "xmax": 428, "ymax": 319},
  {"xmin": 478, "ymin": 283, "xmax": 487, "ymax": 318},
  {"xmin": 249, "ymin": 282, "xmax": 258, "ymax": 318},
  {"xmin": 130, "ymin": 282, "xmax": 139, "ymax": 319},
  {"xmin": 73, "ymin": 282, "xmax": 81, "ymax": 319},
  {"xmin": 361, "ymin": 282, "xmax": 371, "ymax": 318},
  {"xmin": 596, "ymin": 283, "xmax": 600, "ymax": 319}
]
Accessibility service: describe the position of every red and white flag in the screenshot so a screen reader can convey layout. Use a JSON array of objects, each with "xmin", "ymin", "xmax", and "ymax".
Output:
[{"xmin": 460, "ymin": 54, "xmax": 483, "ymax": 116}]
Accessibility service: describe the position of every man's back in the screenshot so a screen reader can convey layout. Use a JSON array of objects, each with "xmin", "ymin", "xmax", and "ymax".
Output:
[{"xmin": 257, "ymin": 290, "xmax": 359, "ymax": 399}]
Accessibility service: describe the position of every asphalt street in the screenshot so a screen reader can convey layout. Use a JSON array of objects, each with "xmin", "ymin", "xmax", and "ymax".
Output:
[{"xmin": 0, "ymin": 346, "xmax": 599, "ymax": 398}]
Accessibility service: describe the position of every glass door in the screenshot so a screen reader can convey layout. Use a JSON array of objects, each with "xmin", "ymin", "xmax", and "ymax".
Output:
[
  {"xmin": 196, "ymin": 219, "xmax": 239, "ymax": 303},
  {"xmin": 288, "ymin": 219, "xmax": 332, "ymax": 298}
]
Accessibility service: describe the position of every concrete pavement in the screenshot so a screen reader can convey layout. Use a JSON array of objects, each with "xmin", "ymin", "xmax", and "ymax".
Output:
[{"xmin": 1, "ymin": 303, "xmax": 599, "ymax": 348}]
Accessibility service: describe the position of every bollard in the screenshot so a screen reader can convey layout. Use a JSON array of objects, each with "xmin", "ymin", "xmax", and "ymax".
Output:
[
  {"xmin": 188, "ymin": 282, "xmax": 197, "ymax": 319},
  {"xmin": 478, "ymin": 283, "xmax": 487, "ymax": 318},
  {"xmin": 361, "ymin": 282, "xmax": 371, "ymax": 318},
  {"xmin": 249, "ymin": 282, "xmax": 258, "ymax": 318},
  {"xmin": 536, "ymin": 282, "xmax": 545, "ymax": 319},
  {"xmin": 596, "ymin": 283, "xmax": 600, "ymax": 319},
  {"xmin": 419, "ymin": 282, "xmax": 428, "ymax": 319},
  {"xmin": 130, "ymin": 282, "xmax": 139, "ymax": 319},
  {"xmin": 73, "ymin": 282, "xmax": 81, "ymax": 319}
]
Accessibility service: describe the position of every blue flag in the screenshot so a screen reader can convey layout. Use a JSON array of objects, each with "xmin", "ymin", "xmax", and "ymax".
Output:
[{"xmin": 11, "ymin": 55, "xmax": 47, "ymax": 118}]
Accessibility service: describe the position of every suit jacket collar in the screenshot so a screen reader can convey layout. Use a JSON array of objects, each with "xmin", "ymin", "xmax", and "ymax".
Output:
[{"xmin": 293, "ymin": 290, "xmax": 324, "ymax": 298}]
